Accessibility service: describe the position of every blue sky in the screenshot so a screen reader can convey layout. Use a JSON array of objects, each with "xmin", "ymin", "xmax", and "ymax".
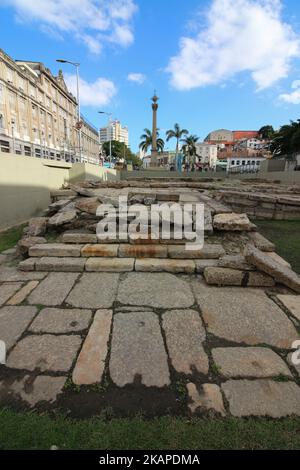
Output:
[{"xmin": 1, "ymin": 0, "xmax": 300, "ymax": 152}]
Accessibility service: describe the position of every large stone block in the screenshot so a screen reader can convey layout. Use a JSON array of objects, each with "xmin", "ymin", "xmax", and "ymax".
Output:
[
  {"xmin": 0, "ymin": 306, "xmax": 37, "ymax": 350},
  {"xmin": 162, "ymin": 310, "xmax": 209, "ymax": 374},
  {"xmin": 29, "ymin": 308, "xmax": 92, "ymax": 333},
  {"xmin": 222, "ymin": 380, "xmax": 300, "ymax": 417},
  {"xmin": 117, "ymin": 273, "xmax": 195, "ymax": 308},
  {"xmin": 213, "ymin": 213, "xmax": 253, "ymax": 231},
  {"xmin": 119, "ymin": 244, "xmax": 168, "ymax": 258},
  {"xmin": 62, "ymin": 232, "xmax": 98, "ymax": 244},
  {"xmin": 204, "ymin": 267, "xmax": 244, "ymax": 286},
  {"xmin": 277, "ymin": 294, "xmax": 300, "ymax": 321},
  {"xmin": 135, "ymin": 258, "xmax": 195, "ymax": 274},
  {"xmin": 28, "ymin": 272, "xmax": 79, "ymax": 306},
  {"xmin": 35, "ymin": 257, "xmax": 86, "ymax": 272},
  {"xmin": 0, "ymin": 282, "xmax": 23, "ymax": 306},
  {"xmin": 192, "ymin": 283, "xmax": 298, "ymax": 349},
  {"xmin": 7, "ymin": 334, "xmax": 82, "ymax": 372},
  {"xmin": 248, "ymin": 232, "xmax": 275, "ymax": 252},
  {"xmin": 212, "ymin": 347, "xmax": 292, "ymax": 378},
  {"xmin": 81, "ymin": 244, "xmax": 119, "ymax": 258},
  {"xmin": 73, "ymin": 310, "xmax": 112, "ymax": 385},
  {"xmin": 109, "ymin": 311, "xmax": 170, "ymax": 387},
  {"xmin": 29, "ymin": 243, "xmax": 82, "ymax": 258},
  {"xmin": 245, "ymin": 244, "xmax": 300, "ymax": 293},
  {"xmin": 86, "ymin": 257, "xmax": 134, "ymax": 272},
  {"xmin": 66, "ymin": 273, "xmax": 119, "ymax": 308},
  {"xmin": 168, "ymin": 244, "xmax": 225, "ymax": 259}
]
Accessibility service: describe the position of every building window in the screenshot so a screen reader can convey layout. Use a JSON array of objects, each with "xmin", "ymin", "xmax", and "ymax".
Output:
[
  {"xmin": 24, "ymin": 146, "xmax": 31, "ymax": 156},
  {"xmin": 0, "ymin": 140, "xmax": 10, "ymax": 153},
  {"xmin": 6, "ymin": 67, "xmax": 13, "ymax": 83},
  {"xmin": 231, "ymin": 160, "xmax": 235, "ymax": 165},
  {"xmin": 0, "ymin": 114, "xmax": 4, "ymax": 129},
  {"xmin": 251, "ymin": 160, "xmax": 255, "ymax": 165},
  {"xmin": 236, "ymin": 160, "xmax": 240, "ymax": 165},
  {"xmin": 242, "ymin": 160, "xmax": 245, "ymax": 165},
  {"xmin": 256, "ymin": 161, "xmax": 260, "ymax": 166}
]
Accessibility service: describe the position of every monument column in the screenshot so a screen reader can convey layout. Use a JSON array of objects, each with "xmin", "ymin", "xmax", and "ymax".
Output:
[{"xmin": 151, "ymin": 92, "xmax": 159, "ymax": 166}]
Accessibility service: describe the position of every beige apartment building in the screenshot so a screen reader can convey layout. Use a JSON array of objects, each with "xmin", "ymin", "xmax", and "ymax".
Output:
[
  {"xmin": 99, "ymin": 119, "xmax": 129, "ymax": 147},
  {"xmin": 0, "ymin": 49, "xmax": 99, "ymax": 164}
]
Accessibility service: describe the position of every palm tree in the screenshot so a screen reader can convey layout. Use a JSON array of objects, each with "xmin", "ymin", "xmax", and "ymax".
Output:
[
  {"xmin": 270, "ymin": 120, "xmax": 300, "ymax": 159},
  {"xmin": 181, "ymin": 134, "xmax": 199, "ymax": 165},
  {"xmin": 139, "ymin": 128, "xmax": 165, "ymax": 153},
  {"xmin": 166, "ymin": 123, "xmax": 189, "ymax": 159}
]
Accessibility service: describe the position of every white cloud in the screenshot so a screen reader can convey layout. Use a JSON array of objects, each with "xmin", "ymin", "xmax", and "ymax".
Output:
[
  {"xmin": 127, "ymin": 73, "xmax": 146, "ymax": 84},
  {"xmin": 167, "ymin": 0, "xmax": 299, "ymax": 91},
  {"xmin": 2, "ymin": 0, "xmax": 138, "ymax": 53},
  {"xmin": 65, "ymin": 74, "xmax": 117, "ymax": 107},
  {"xmin": 279, "ymin": 80, "xmax": 300, "ymax": 104}
]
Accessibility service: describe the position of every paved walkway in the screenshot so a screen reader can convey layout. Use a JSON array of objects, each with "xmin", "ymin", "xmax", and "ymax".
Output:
[{"xmin": 0, "ymin": 263, "xmax": 300, "ymax": 418}]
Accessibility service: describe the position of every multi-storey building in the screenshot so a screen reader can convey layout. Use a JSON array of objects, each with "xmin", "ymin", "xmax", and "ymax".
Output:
[
  {"xmin": 195, "ymin": 143, "xmax": 218, "ymax": 169},
  {"xmin": 99, "ymin": 120, "xmax": 129, "ymax": 147},
  {"xmin": 0, "ymin": 49, "xmax": 99, "ymax": 164}
]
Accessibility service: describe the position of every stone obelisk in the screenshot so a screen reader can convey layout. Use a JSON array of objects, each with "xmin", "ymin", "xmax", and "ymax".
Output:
[{"xmin": 151, "ymin": 92, "xmax": 159, "ymax": 166}]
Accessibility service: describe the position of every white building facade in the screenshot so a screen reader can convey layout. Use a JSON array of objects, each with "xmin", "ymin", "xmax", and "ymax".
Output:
[
  {"xmin": 195, "ymin": 143, "xmax": 218, "ymax": 169},
  {"xmin": 99, "ymin": 120, "xmax": 129, "ymax": 146}
]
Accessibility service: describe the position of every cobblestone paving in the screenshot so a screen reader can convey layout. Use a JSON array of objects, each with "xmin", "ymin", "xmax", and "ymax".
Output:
[{"xmin": 0, "ymin": 265, "xmax": 300, "ymax": 417}]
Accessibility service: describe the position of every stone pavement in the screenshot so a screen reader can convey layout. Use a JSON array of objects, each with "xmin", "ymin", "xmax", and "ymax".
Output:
[{"xmin": 0, "ymin": 264, "xmax": 300, "ymax": 417}]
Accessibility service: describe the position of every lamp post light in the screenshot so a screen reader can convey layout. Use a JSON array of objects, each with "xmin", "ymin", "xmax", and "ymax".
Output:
[
  {"xmin": 98, "ymin": 111, "xmax": 112, "ymax": 165},
  {"xmin": 56, "ymin": 59, "xmax": 82, "ymax": 163}
]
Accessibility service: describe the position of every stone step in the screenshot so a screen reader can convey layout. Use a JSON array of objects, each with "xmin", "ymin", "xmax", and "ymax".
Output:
[{"xmin": 29, "ymin": 243, "xmax": 82, "ymax": 258}]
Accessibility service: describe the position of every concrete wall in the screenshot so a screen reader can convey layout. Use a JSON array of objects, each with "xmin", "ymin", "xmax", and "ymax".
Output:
[{"xmin": 0, "ymin": 153, "xmax": 119, "ymax": 230}]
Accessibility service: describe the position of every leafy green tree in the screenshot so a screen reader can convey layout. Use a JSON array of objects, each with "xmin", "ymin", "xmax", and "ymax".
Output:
[
  {"xmin": 102, "ymin": 140, "xmax": 142, "ymax": 167},
  {"xmin": 181, "ymin": 134, "xmax": 199, "ymax": 164},
  {"xmin": 139, "ymin": 128, "xmax": 165, "ymax": 153},
  {"xmin": 270, "ymin": 120, "xmax": 300, "ymax": 159},
  {"xmin": 258, "ymin": 125, "xmax": 275, "ymax": 140},
  {"xmin": 166, "ymin": 123, "xmax": 189, "ymax": 159}
]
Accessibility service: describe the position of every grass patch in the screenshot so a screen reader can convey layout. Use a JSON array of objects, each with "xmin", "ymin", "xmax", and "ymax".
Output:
[
  {"xmin": 0, "ymin": 225, "xmax": 25, "ymax": 253},
  {"xmin": 255, "ymin": 220, "xmax": 300, "ymax": 274},
  {"xmin": 0, "ymin": 408, "xmax": 300, "ymax": 450}
]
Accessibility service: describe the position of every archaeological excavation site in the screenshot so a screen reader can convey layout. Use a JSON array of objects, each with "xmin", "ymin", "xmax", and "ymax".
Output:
[{"xmin": 0, "ymin": 177, "xmax": 300, "ymax": 419}]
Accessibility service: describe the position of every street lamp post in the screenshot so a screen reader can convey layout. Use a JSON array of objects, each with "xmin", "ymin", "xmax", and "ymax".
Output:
[
  {"xmin": 98, "ymin": 111, "xmax": 112, "ymax": 165},
  {"xmin": 56, "ymin": 59, "xmax": 82, "ymax": 163}
]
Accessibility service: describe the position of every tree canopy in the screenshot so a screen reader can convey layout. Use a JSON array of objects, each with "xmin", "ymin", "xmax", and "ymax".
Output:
[
  {"xmin": 102, "ymin": 140, "xmax": 141, "ymax": 166},
  {"xmin": 139, "ymin": 128, "xmax": 165, "ymax": 153},
  {"xmin": 270, "ymin": 120, "xmax": 300, "ymax": 158}
]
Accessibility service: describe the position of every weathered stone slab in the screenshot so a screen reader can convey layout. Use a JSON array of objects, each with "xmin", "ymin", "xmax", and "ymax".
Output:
[
  {"xmin": 204, "ymin": 267, "xmax": 244, "ymax": 286},
  {"xmin": 119, "ymin": 244, "xmax": 168, "ymax": 258},
  {"xmin": 248, "ymin": 232, "xmax": 275, "ymax": 252},
  {"xmin": 18, "ymin": 236, "xmax": 47, "ymax": 257},
  {"xmin": 86, "ymin": 257, "xmax": 134, "ymax": 272},
  {"xmin": 245, "ymin": 245, "xmax": 300, "ymax": 293},
  {"xmin": 0, "ymin": 267, "xmax": 46, "ymax": 282},
  {"xmin": 0, "ymin": 282, "xmax": 23, "ymax": 306},
  {"xmin": 73, "ymin": 309, "xmax": 112, "ymax": 385},
  {"xmin": 247, "ymin": 271, "xmax": 275, "ymax": 287},
  {"xmin": 195, "ymin": 259, "xmax": 219, "ymax": 273},
  {"xmin": 29, "ymin": 243, "xmax": 82, "ymax": 258},
  {"xmin": 218, "ymin": 254, "xmax": 255, "ymax": 271},
  {"xmin": 69, "ymin": 184, "xmax": 95, "ymax": 197},
  {"xmin": 277, "ymin": 294, "xmax": 300, "ymax": 321},
  {"xmin": 212, "ymin": 347, "xmax": 292, "ymax": 378},
  {"xmin": 48, "ymin": 199, "xmax": 72, "ymax": 214},
  {"xmin": 28, "ymin": 272, "xmax": 79, "ymax": 306},
  {"xmin": 35, "ymin": 257, "xmax": 86, "ymax": 272},
  {"xmin": 7, "ymin": 334, "xmax": 82, "ymax": 372},
  {"xmin": 48, "ymin": 210, "xmax": 77, "ymax": 227},
  {"xmin": 213, "ymin": 213, "xmax": 253, "ymax": 231},
  {"xmin": 66, "ymin": 273, "xmax": 119, "ymax": 308},
  {"xmin": 0, "ymin": 306, "xmax": 37, "ymax": 350},
  {"xmin": 162, "ymin": 310, "xmax": 208, "ymax": 374},
  {"xmin": 187, "ymin": 383, "xmax": 225, "ymax": 416},
  {"xmin": 193, "ymin": 284, "xmax": 298, "ymax": 348},
  {"xmin": 62, "ymin": 232, "xmax": 97, "ymax": 244},
  {"xmin": 117, "ymin": 273, "xmax": 194, "ymax": 308},
  {"xmin": 29, "ymin": 307, "xmax": 92, "ymax": 333},
  {"xmin": 222, "ymin": 380, "xmax": 300, "ymax": 417},
  {"xmin": 27, "ymin": 217, "xmax": 47, "ymax": 237},
  {"xmin": 135, "ymin": 258, "xmax": 195, "ymax": 274},
  {"xmin": 7, "ymin": 281, "xmax": 39, "ymax": 305},
  {"xmin": 266, "ymin": 252, "xmax": 291, "ymax": 268},
  {"xmin": 1, "ymin": 375, "xmax": 66, "ymax": 406},
  {"xmin": 168, "ymin": 244, "xmax": 225, "ymax": 259},
  {"xmin": 81, "ymin": 244, "xmax": 119, "ymax": 258},
  {"xmin": 75, "ymin": 197, "xmax": 100, "ymax": 215},
  {"xmin": 18, "ymin": 258, "xmax": 36, "ymax": 271},
  {"xmin": 110, "ymin": 311, "xmax": 170, "ymax": 387}
]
